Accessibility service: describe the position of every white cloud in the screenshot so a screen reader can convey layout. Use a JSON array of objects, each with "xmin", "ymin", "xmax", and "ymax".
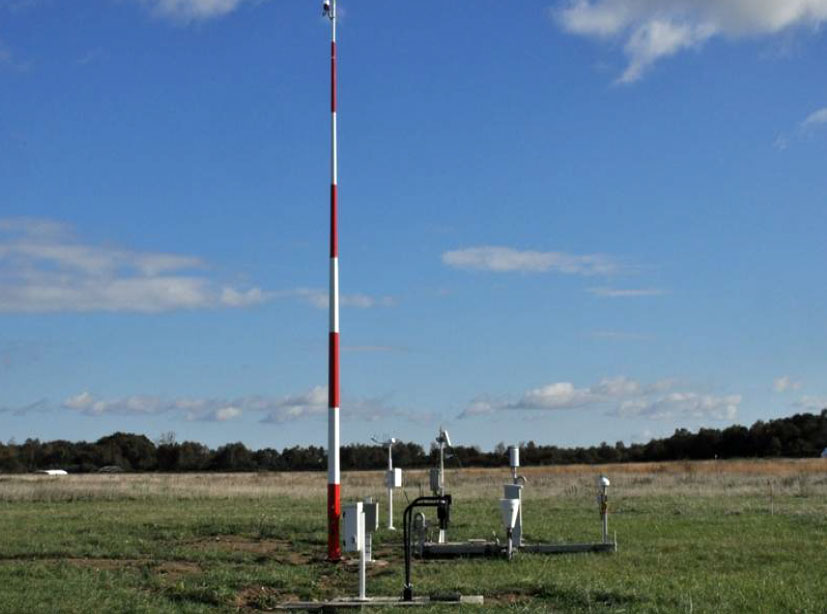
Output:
[
  {"xmin": 616, "ymin": 392, "xmax": 741, "ymax": 420},
  {"xmin": 801, "ymin": 107, "xmax": 827, "ymax": 128},
  {"xmin": 515, "ymin": 381, "xmax": 596, "ymax": 409},
  {"xmin": 220, "ymin": 287, "xmax": 269, "ymax": 307},
  {"xmin": 461, "ymin": 376, "xmax": 642, "ymax": 416},
  {"xmin": 510, "ymin": 376, "xmax": 641, "ymax": 410},
  {"xmin": 460, "ymin": 397, "xmax": 500, "ymax": 418},
  {"xmin": 555, "ymin": 0, "xmax": 827, "ymax": 82},
  {"xmin": 774, "ymin": 106, "xmax": 827, "ymax": 149},
  {"xmin": 273, "ymin": 288, "xmax": 396, "ymax": 310},
  {"xmin": 261, "ymin": 386, "xmax": 329, "ymax": 423},
  {"xmin": 588, "ymin": 286, "xmax": 664, "ymax": 297},
  {"xmin": 793, "ymin": 395, "xmax": 827, "ymax": 411},
  {"xmin": 460, "ymin": 375, "xmax": 738, "ymax": 422},
  {"xmin": 140, "ymin": 0, "xmax": 248, "ymax": 21},
  {"xmin": 62, "ymin": 386, "xmax": 428, "ymax": 425},
  {"xmin": 64, "ymin": 391, "xmax": 96, "ymax": 411},
  {"xmin": 64, "ymin": 391, "xmax": 172, "ymax": 416},
  {"xmin": 212, "ymin": 406, "xmax": 242, "ymax": 421},
  {"xmin": 442, "ymin": 246, "xmax": 620, "ymax": 275},
  {"xmin": 648, "ymin": 378, "xmax": 678, "ymax": 393},
  {"xmin": 593, "ymin": 375, "xmax": 643, "ymax": 397},
  {"xmin": 259, "ymin": 387, "xmax": 416, "ymax": 424},
  {"xmin": 773, "ymin": 375, "xmax": 802, "ymax": 393},
  {"xmin": 620, "ymin": 19, "xmax": 714, "ymax": 83},
  {"xmin": 0, "ymin": 217, "xmax": 267, "ymax": 313}
]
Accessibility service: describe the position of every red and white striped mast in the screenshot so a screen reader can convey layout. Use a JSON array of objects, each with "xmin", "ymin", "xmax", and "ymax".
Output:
[{"xmin": 323, "ymin": 0, "xmax": 341, "ymax": 562}]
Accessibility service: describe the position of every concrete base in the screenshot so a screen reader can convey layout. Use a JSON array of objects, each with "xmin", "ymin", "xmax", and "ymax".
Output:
[
  {"xmin": 421, "ymin": 540, "xmax": 616, "ymax": 559},
  {"xmin": 272, "ymin": 595, "xmax": 484, "ymax": 610}
]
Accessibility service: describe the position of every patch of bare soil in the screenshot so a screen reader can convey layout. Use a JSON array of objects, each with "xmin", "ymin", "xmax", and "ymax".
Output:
[
  {"xmin": 486, "ymin": 590, "xmax": 535, "ymax": 606},
  {"xmin": 236, "ymin": 585, "xmax": 301, "ymax": 610},
  {"xmin": 65, "ymin": 557, "xmax": 202, "ymax": 580},
  {"xmin": 66, "ymin": 557, "xmax": 144, "ymax": 571},
  {"xmin": 188, "ymin": 536, "xmax": 310, "ymax": 565},
  {"xmin": 155, "ymin": 560, "xmax": 202, "ymax": 580}
]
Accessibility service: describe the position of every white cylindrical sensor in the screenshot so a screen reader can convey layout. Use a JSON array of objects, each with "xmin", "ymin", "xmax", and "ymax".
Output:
[{"xmin": 509, "ymin": 446, "xmax": 520, "ymax": 469}]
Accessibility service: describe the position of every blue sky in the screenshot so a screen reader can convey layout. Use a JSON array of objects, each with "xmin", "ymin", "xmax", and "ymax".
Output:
[{"xmin": 1, "ymin": 0, "xmax": 826, "ymax": 452}]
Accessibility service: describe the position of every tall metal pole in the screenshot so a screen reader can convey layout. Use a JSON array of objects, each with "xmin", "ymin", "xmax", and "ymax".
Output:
[{"xmin": 326, "ymin": 0, "xmax": 341, "ymax": 562}]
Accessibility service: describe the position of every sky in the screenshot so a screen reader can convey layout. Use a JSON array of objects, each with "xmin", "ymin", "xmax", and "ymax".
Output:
[{"xmin": 1, "ymin": 0, "xmax": 826, "ymax": 452}]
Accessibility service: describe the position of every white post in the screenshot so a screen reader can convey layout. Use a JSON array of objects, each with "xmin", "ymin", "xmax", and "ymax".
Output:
[
  {"xmin": 439, "ymin": 440, "xmax": 445, "ymax": 496},
  {"xmin": 387, "ymin": 486, "xmax": 394, "ymax": 530},
  {"xmin": 358, "ymin": 527, "xmax": 367, "ymax": 601},
  {"xmin": 387, "ymin": 445, "xmax": 395, "ymax": 530},
  {"xmin": 602, "ymin": 506, "xmax": 609, "ymax": 544},
  {"xmin": 437, "ymin": 440, "xmax": 446, "ymax": 544},
  {"xmin": 597, "ymin": 476, "xmax": 610, "ymax": 544}
]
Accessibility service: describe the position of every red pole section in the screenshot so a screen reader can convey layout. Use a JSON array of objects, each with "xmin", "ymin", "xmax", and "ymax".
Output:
[{"xmin": 326, "ymin": 0, "xmax": 341, "ymax": 563}]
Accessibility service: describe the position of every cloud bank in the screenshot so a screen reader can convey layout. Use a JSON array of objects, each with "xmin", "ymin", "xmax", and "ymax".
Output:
[
  {"xmin": 0, "ymin": 218, "xmax": 266, "ymax": 313},
  {"xmin": 555, "ymin": 0, "xmax": 827, "ymax": 82},
  {"xmin": 0, "ymin": 219, "xmax": 396, "ymax": 314},
  {"xmin": 139, "ymin": 0, "xmax": 248, "ymax": 22},
  {"xmin": 461, "ymin": 375, "xmax": 740, "ymax": 422},
  {"xmin": 62, "ymin": 387, "xmax": 432, "ymax": 425},
  {"xmin": 793, "ymin": 395, "xmax": 827, "ymax": 411},
  {"xmin": 442, "ymin": 246, "xmax": 620, "ymax": 275}
]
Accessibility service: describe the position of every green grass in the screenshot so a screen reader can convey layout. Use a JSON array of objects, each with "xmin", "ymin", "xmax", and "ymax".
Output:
[{"xmin": 0, "ymin": 469, "xmax": 825, "ymax": 612}]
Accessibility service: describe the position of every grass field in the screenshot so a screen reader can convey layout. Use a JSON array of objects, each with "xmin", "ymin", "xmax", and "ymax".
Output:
[{"xmin": 1, "ymin": 460, "xmax": 825, "ymax": 612}]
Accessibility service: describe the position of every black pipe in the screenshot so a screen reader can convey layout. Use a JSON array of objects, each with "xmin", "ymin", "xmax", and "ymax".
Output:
[{"xmin": 402, "ymin": 495, "xmax": 452, "ymax": 602}]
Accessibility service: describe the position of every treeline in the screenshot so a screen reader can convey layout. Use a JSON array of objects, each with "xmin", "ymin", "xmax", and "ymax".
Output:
[{"xmin": 1, "ymin": 410, "xmax": 825, "ymax": 474}]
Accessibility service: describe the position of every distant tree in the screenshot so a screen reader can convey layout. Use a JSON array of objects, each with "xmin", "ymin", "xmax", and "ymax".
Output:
[
  {"xmin": 156, "ymin": 443, "xmax": 181, "ymax": 471},
  {"xmin": 178, "ymin": 441, "xmax": 210, "ymax": 471},
  {"xmin": 96, "ymin": 433, "xmax": 157, "ymax": 471},
  {"xmin": 157, "ymin": 431, "xmax": 176, "ymax": 446},
  {"xmin": 0, "ymin": 443, "xmax": 24, "ymax": 473},
  {"xmin": 767, "ymin": 436, "xmax": 783, "ymax": 457},
  {"xmin": 210, "ymin": 443, "xmax": 254, "ymax": 471},
  {"xmin": 2, "ymin": 409, "xmax": 825, "ymax": 475},
  {"xmin": 253, "ymin": 448, "xmax": 282, "ymax": 471}
]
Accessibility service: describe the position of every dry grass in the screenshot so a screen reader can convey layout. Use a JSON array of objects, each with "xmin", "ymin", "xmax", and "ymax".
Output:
[{"xmin": 1, "ymin": 458, "xmax": 824, "ymax": 503}]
